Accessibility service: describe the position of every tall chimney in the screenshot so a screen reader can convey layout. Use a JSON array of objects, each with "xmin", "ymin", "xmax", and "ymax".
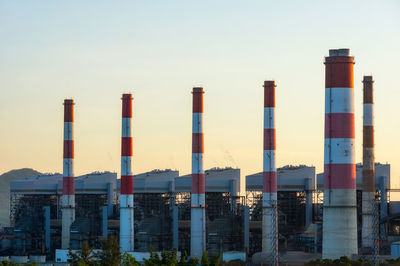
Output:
[
  {"xmin": 120, "ymin": 93, "xmax": 134, "ymax": 252},
  {"xmin": 262, "ymin": 81, "xmax": 278, "ymax": 264},
  {"xmin": 362, "ymin": 76, "xmax": 375, "ymax": 250},
  {"xmin": 62, "ymin": 99, "xmax": 75, "ymax": 249},
  {"xmin": 190, "ymin": 87, "xmax": 206, "ymax": 258},
  {"xmin": 323, "ymin": 49, "xmax": 358, "ymax": 258}
]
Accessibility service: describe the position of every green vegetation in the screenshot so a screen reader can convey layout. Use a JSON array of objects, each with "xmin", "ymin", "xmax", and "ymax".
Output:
[
  {"xmin": 386, "ymin": 257, "xmax": 400, "ymax": 265},
  {"xmin": 0, "ymin": 262, "xmax": 37, "ymax": 266},
  {"xmin": 306, "ymin": 256, "xmax": 400, "ymax": 266},
  {"xmin": 96, "ymin": 235, "xmax": 121, "ymax": 266},
  {"xmin": 68, "ymin": 241, "xmax": 96, "ymax": 266},
  {"xmin": 122, "ymin": 253, "xmax": 140, "ymax": 266},
  {"xmin": 66, "ymin": 236, "xmax": 244, "ymax": 266},
  {"xmin": 306, "ymin": 256, "xmax": 372, "ymax": 265}
]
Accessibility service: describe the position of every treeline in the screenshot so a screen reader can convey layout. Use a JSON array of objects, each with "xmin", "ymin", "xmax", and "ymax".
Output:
[
  {"xmin": 306, "ymin": 256, "xmax": 400, "ymax": 266},
  {"xmin": 68, "ymin": 235, "xmax": 245, "ymax": 266}
]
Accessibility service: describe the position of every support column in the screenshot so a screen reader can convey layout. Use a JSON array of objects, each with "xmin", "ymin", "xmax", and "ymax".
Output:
[
  {"xmin": 305, "ymin": 178, "xmax": 313, "ymax": 229},
  {"xmin": 244, "ymin": 206, "xmax": 250, "ymax": 254},
  {"xmin": 43, "ymin": 206, "xmax": 50, "ymax": 254},
  {"xmin": 380, "ymin": 176, "xmax": 388, "ymax": 240},
  {"xmin": 102, "ymin": 206, "xmax": 108, "ymax": 238}
]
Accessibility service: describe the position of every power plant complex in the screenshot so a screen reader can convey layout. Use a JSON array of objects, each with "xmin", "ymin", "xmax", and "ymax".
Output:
[{"xmin": 1, "ymin": 49, "xmax": 398, "ymax": 265}]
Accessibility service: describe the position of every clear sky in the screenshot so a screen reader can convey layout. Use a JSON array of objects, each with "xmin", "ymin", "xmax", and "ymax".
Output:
[{"xmin": 1, "ymin": 1, "xmax": 399, "ymax": 187}]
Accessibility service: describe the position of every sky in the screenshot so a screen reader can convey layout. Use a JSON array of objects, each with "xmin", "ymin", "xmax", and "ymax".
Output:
[{"xmin": 0, "ymin": 1, "xmax": 399, "ymax": 187}]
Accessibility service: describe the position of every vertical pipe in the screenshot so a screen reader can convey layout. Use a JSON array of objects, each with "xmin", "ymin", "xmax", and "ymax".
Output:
[
  {"xmin": 43, "ymin": 206, "xmax": 50, "ymax": 253},
  {"xmin": 244, "ymin": 205, "xmax": 250, "ymax": 254},
  {"xmin": 172, "ymin": 204, "xmax": 179, "ymax": 249},
  {"xmin": 305, "ymin": 178, "xmax": 313, "ymax": 229},
  {"xmin": 362, "ymin": 76, "xmax": 375, "ymax": 250},
  {"xmin": 380, "ymin": 176, "xmax": 388, "ymax": 240},
  {"xmin": 190, "ymin": 87, "xmax": 206, "ymax": 258},
  {"xmin": 62, "ymin": 99, "xmax": 75, "ymax": 249},
  {"xmin": 102, "ymin": 206, "xmax": 108, "ymax": 238},
  {"xmin": 120, "ymin": 93, "xmax": 134, "ymax": 252},
  {"xmin": 107, "ymin": 182, "xmax": 114, "ymax": 218},
  {"xmin": 262, "ymin": 81, "xmax": 278, "ymax": 263},
  {"xmin": 322, "ymin": 49, "xmax": 358, "ymax": 258}
]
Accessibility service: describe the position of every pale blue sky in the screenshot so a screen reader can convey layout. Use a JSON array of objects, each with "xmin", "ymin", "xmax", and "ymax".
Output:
[{"xmin": 1, "ymin": 1, "xmax": 399, "ymax": 186}]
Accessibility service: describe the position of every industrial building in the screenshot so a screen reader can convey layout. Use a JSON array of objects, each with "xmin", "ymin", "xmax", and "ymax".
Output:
[
  {"xmin": 4, "ymin": 167, "xmax": 247, "ymax": 260},
  {"xmin": 8, "ymin": 172, "xmax": 116, "ymax": 256},
  {"xmin": 4, "ymin": 162, "xmax": 397, "ymax": 261}
]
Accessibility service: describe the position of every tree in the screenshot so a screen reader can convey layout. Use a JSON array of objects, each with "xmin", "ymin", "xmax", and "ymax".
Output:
[
  {"xmin": 122, "ymin": 252, "xmax": 140, "ymax": 266},
  {"xmin": 144, "ymin": 245, "xmax": 162, "ymax": 266},
  {"xmin": 68, "ymin": 241, "xmax": 95, "ymax": 266},
  {"xmin": 179, "ymin": 250, "xmax": 188, "ymax": 265},
  {"xmin": 201, "ymin": 250, "xmax": 210, "ymax": 266},
  {"xmin": 97, "ymin": 235, "xmax": 121, "ymax": 266}
]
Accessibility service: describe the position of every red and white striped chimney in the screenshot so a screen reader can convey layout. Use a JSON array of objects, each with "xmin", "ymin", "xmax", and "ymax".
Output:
[
  {"xmin": 190, "ymin": 87, "xmax": 206, "ymax": 258},
  {"xmin": 62, "ymin": 99, "xmax": 75, "ymax": 249},
  {"xmin": 120, "ymin": 93, "xmax": 134, "ymax": 252},
  {"xmin": 323, "ymin": 49, "xmax": 357, "ymax": 259},
  {"xmin": 262, "ymin": 81, "xmax": 278, "ymax": 261},
  {"xmin": 362, "ymin": 76, "xmax": 375, "ymax": 250}
]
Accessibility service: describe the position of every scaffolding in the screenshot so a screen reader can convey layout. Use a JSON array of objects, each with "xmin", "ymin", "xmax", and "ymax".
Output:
[
  {"xmin": 206, "ymin": 192, "xmax": 245, "ymax": 256},
  {"xmin": 132, "ymin": 193, "xmax": 174, "ymax": 251},
  {"xmin": 10, "ymin": 194, "xmax": 59, "ymax": 255},
  {"xmin": 246, "ymin": 190, "xmax": 308, "ymax": 255},
  {"xmin": 174, "ymin": 192, "xmax": 245, "ymax": 254},
  {"xmin": 10, "ymin": 193, "xmax": 111, "ymax": 254}
]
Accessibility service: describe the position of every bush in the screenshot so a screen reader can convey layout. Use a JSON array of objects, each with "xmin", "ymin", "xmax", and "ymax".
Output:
[
  {"xmin": 122, "ymin": 252, "xmax": 140, "ymax": 266},
  {"xmin": 68, "ymin": 241, "xmax": 95, "ymax": 266},
  {"xmin": 306, "ymin": 256, "xmax": 372, "ymax": 266},
  {"xmin": 96, "ymin": 235, "xmax": 121, "ymax": 266}
]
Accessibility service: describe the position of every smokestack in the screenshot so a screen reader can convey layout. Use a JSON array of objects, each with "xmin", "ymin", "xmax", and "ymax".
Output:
[
  {"xmin": 262, "ymin": 81, "xmax": 278, "ymax": 264},
  {"xmin": 362, "ymin": 76, "xmax": 375, "ymax": 250},
  {"xmin": 190, "ymin": 87, "xmax": 206, "ymax": 258},
  {"xmin": 62, "ymin": 99, "xmax": 75, "ymax": 249},
  {"xmin": 323, "ymin": 49, "xmax": 358, "ymax": 258},
  {"xmin": 120, "ymin": 93, "xmax": 134, "ymax": 252}
]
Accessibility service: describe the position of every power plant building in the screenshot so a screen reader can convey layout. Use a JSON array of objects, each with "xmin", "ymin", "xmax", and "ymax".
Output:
[{"xmin": 7, "ymin": 168, "xmax": 247, "ymax": 259}]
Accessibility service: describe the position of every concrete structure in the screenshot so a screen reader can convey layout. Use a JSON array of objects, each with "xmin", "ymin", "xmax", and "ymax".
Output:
[
  {"xmin": 322, "ymin": 48, "xmax": 357, "ymax": 259},
  {"xmin": 191, "ymin": 87, "xmax": 206, "ymax": 258},
  {"xmin": 362, "ymin": 76, "xmax": 375, "ymax": 250},
  {"xmin": 262, "ymin": 80, "xmax": 278, "ymax": 262},
  {"xmin": 120, "ymin": 93, "xmax": 134, "ymax": 252},
  {"xmin": 62, "ymin": 99, "xmax": 75, "ymax": 249}
]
